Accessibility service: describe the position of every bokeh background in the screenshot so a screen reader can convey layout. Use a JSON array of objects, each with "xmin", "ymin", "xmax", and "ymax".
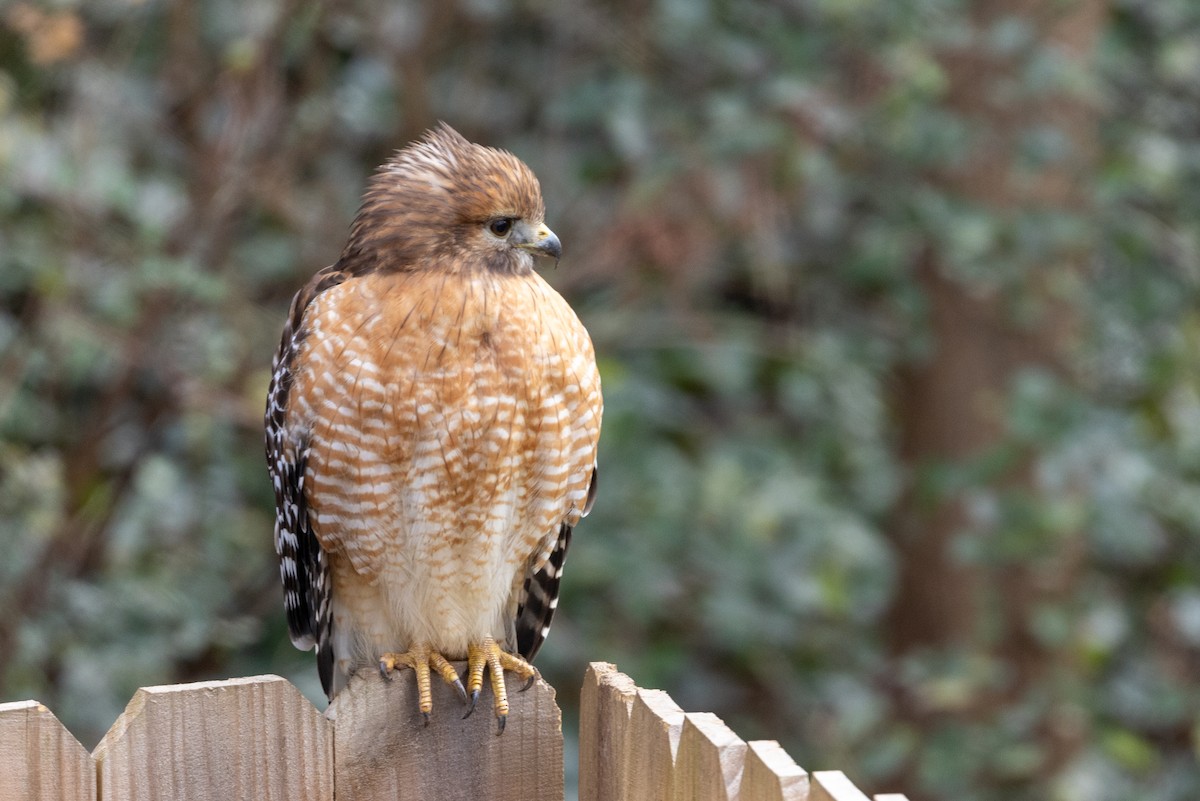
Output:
[{"xmin": 1, "ymin": 1, "xmax": 1198, "ymax": 799}]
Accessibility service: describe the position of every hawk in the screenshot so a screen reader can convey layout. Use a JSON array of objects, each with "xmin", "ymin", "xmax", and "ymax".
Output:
[{"xmin": 265, "ymin": 124, "xmax": 601, "ymax": 730}]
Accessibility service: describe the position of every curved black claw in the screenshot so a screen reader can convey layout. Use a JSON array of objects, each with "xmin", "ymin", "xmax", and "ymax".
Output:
[
  {"xmin": 378, "ymin": 660, "xmax": 393, "ymax": 680},
  {"xmin": 422, "ymin": 711, "xmax": 431, "ymax": 727},
  {"xmin": 463, "ymin": 688, "xmax": 480, "ymax": 720},
  {"xmin": 521, "ymin": 674, "xmax": 536, "ymax": 692},
  {"xmin": 496, "ymin": 714, "xmax": 507, "ymax": 736},
  {"xmin": 452, "ymin": 678, "xmax": 468, "ymax": 705}
]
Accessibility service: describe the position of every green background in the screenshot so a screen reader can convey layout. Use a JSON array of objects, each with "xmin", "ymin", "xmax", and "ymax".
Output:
[{"xmin": 1, "ymin": 1, "xmax": 1197, "ymax": 799}]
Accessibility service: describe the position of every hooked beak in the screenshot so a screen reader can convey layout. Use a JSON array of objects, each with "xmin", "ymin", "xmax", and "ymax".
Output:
[{"xmin": 514, "ymin": 222, "xmax": 562, "ymax": 262}]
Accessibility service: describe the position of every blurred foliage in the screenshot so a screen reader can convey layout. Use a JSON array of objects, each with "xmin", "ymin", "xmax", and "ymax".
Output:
[{"xmin": 0, "ymin": 1, "xmax": 1198, "ymax": 799}]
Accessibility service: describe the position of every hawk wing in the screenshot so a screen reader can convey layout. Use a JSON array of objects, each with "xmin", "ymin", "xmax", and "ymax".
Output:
[
  {"xmin": 265, "ymin": 265, "xmax": 349, "ymax": 697},
  {"xmin": 515, "ymin": 466, "xmax": 598, "ymax": 661}
]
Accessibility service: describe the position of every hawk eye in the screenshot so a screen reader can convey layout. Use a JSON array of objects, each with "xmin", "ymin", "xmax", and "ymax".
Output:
[{"xmin": 488, "ymin": 218, "xmax": 513, "ymax": 237}]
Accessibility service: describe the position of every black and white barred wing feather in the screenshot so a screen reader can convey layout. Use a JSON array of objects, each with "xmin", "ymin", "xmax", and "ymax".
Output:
[
  {"xmin": 265, "ymin": 268, "xmax": 345, "ymax": 697},
  {"xmin": 514, "ymin": 466, "xmax": 597, "ymax": 661}
]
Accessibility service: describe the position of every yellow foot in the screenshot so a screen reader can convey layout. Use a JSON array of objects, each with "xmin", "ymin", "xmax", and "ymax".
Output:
[
  {"xmin": 464, "ymin": 636, "xmax": 537, "ymax": 735},
  {"xmin": 378, "ymin": 643, "xmax": 467, "ymax": 725}
]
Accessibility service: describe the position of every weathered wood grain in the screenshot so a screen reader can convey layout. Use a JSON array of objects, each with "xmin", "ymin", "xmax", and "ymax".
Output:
[
  {"xmin": 93, "ymin": 674, "xmax": 332, "ymax": 801},
  {"xmin": 0, "ymin": 700, "xmax": 95, "ymax": 801},
  {"xmin": 741, "ymin": 739, "xmax": 810, "ymax": 801},
  {"xmin": 579, "ymin": 662, "xmax": 638, "ymax": 801},
  {"xmin": 0, "ymin": 662, "xmax": 885, "ymax": 801},
  {"xmin": 672, "ymin": 712, "xmax": 747, "ymax": 801},
  {"xmin": 812, "ymin": 770, "xmax": 873, "ymax": 801},
  {"xmin": 623, "ymin": 688, "xmax": 685, "ymax": 801},
  {"xmin": 328, "ymin": 663, "xmax": 561, "ymax": 801}
]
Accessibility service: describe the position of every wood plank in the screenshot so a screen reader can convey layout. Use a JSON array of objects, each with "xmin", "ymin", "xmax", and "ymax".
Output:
[
  {"xmin": 622, "ymin": 688, "xmax": 685, "ymax": 801},
  {"xmin": 578, "ymin": 662, "xmax": 638, "ymax": 801},
  {"xmin": 94, "ymin": 674, "xmax": 331, "ymax": 801},
  {"xmin": 873, "ymin": 794, "xmax": 910, "ymax": 801},
  {"xmin": 671, "ymin": 712, "xmax": 747, "ymax": 801},
  {"xmin": 741, "ymin": 740, "xmax": 809, "ymax": 801},
  {"xmin": 0, "ymin": 700, "xmax": 95, "ymax": 801},
  {"xmin": 811, "ymin": 770, "xmax": 872, "ymax": 801},
  {"xmin": 329, "ymin": 663, "xmax": 562, "ymax": 801}
]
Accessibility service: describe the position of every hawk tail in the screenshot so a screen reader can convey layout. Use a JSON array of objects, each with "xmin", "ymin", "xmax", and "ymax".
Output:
[{"xmin": 515, "ymin": 522, "xmax": 572, "ymax": 662}]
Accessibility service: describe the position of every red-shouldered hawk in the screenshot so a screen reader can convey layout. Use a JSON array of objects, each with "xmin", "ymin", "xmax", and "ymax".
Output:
[{"xmin": 265, "ymin": 124, "xmax": 601, "ymax": 731}]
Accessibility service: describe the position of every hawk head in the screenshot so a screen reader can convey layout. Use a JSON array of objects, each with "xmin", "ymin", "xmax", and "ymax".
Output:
[{"xmin": 340, "ymin": 123, "xmax": 562, "ymax": 275}]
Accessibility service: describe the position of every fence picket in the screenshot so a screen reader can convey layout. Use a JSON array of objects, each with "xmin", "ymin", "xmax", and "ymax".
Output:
[
  {"xmin": 0, "ymin": 700, "xmax": 95, "ymax": 801},
  {"xmin": 328, "ymin": 664, "xmax": 561, "ymax": 801},
  {"xmin": 92, "ymin": 674, "xmax": 331, "ymax": 801},
  {"xmin": 1, "ymin": 664, "xmax": 900, "ymax": 801},
  {"xmin": 579, "ymin": 662, "xmax": 638, "ymax": 801},
  {"xmin": 811, "ymin": 770, "xmax": 872, "ymax": 801},
  {"xmin": 672, "ymin": 712, "xmax": 747, "ymax": 801},
  {"xmin": 623, "ymin": 688, "xmax": 685, "ymax": 800},
  {"xmin": 740, "ymin": 739, "xmax": 810, "ymax": 801}
]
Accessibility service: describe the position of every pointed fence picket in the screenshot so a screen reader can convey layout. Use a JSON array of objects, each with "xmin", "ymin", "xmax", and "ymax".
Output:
[
  {"xmin": 0, "ymin": 699, "xmax": 95, "ymax": 801},
  {"xmin": 0, "ymin": 662, "xmax": 906, "ymax": 800},
  {"xmin": 578, "ymin": 663, "xmax": 909, "ymax": 801}
]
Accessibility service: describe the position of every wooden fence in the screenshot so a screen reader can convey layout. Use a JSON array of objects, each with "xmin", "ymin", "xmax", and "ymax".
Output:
[{"xmin": 0, "ymin": 662, "xmax": 908, "ymax": 801}]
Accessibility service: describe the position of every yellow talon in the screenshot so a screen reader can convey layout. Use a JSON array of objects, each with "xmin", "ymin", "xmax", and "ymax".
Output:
[
  {"xmin": 378, "ymin": 643, "xmax": 466, "ymax": 723},
  {"xmin": 379, "ymin": 638, "xmax": 534, "ymax": 732},
  {"xmin": 464, "ymin": 636, "xmax": 537, "ymax": 734}
]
